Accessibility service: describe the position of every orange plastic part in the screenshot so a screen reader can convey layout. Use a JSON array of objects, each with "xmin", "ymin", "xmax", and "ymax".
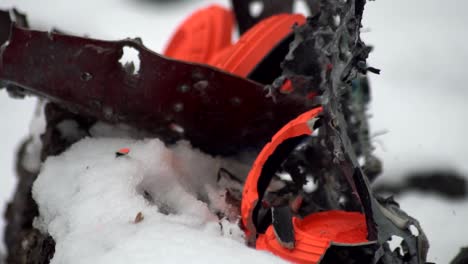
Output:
[
  {"xmin": 117, "ymin": 148, "xmax": 130, "ymax": 154},
  {"xmin": 209, "ymin": 14, "xmax": 306, "ymax": 77},
  {"xmin": 256, "ymin": 211, "xmax": 369, "ymax": 264},
  {"xmin": 280, "ymin": 79, "xmax": 294, "ymax": 93},
  {"xmin": 165, "ymin": 5, "xmax": 304, "ymax": 78},
  {"xmin": 241, "ymin": 107, "xmax": 370, "ymax": 263},
  {"xmin": 163, "ymin": 5, "xmax": 234, "ymax": 64},
  {"xmin": 241, "ymin": 107, "xmax": 323, "ymax": 240}
]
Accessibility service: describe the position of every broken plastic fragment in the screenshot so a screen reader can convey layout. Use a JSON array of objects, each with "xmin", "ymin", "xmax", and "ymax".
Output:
[{"xmin": 115, "ymin": 148, "xmax": 130, "ymax": 157}]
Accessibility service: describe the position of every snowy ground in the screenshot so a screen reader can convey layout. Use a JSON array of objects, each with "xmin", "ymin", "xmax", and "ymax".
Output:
[
  {"xmin": 32, "ymin": 137, "xmax": 282, "ymax": 263},
  {"xmin": 1, "ymin": 0, "xmax": 468, "ymax": 263}
]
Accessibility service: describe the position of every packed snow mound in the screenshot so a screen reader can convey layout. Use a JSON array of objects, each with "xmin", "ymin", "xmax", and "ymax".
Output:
[{"xmin": 32, "ymin": 138, "xmax": 283, "ymax": 263}]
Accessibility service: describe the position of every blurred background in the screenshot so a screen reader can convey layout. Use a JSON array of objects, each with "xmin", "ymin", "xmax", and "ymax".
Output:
[{"xmin": 0, "ymin": 0, "xmax": 467, "ymax": 263}]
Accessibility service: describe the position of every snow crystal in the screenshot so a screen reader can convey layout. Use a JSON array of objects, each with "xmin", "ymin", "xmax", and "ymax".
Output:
[
  {"xmin": 119, "ymin": 46, "xmax": 140, "ymax": 75},
  {"xmin": 32, "ymin": 138, "xmax": 283, "ymax": 263},
  {"xmin": 409, "ymin": 225, "xmax": 419, "ymax": 237},
  {"xmin": 248, "ymin": 1, "xmax": 263, "ymax": 17},
  {"xmin": 387, "ymin": 235, "xmax": 405, "ymax": 256},
  {"xmin": 293, "ymin": 0, "xmax": 310, "ymax": 17},
  {"xmin": 276, "ymin": 171, "xmax": 293, "ymax": 182},
  {"xmin": 302, "ymin": 175, "xmax": 317, "ymax": 193}
]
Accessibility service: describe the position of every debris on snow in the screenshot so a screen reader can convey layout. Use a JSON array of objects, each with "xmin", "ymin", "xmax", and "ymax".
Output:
[
  {"xmin": 32, "ymin": 138, "xmax": 281, "ymax": 263},
  {"xmin": 134, "ymin": 212, "xmax": 144, "ymax": 224},
  {"xmin": 115, "ymin": 148, "xmax": 130, "ymax": 158}
]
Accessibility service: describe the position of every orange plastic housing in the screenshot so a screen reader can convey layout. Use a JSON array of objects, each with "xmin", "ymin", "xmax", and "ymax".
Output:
[
  {"xmin": 209, "ymin": 14, "xmax": 306, "ymax": 77},
  {"xmin": 240, "ymin": 107, "xmax": 369, "ymax": 263},
  {"xmin": 164, "ymin": 5, "xmax": 234, "ymax": 64},
  {"xmin": 164, "ymin": 5, "xmax": 305, "ymax": 78}
]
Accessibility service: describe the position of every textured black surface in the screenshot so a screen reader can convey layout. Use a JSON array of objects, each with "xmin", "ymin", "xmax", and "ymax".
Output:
[
  {"xmin": 271, "ymin": 206, "xmax": 295, "ymax": 249},
  {"xmin": 276, "ymin": 0, "xmax": 429, "ymax": 263},
  {"xmin": 451, "ymin": 247, "xmax": 468, "ymax": 264}
]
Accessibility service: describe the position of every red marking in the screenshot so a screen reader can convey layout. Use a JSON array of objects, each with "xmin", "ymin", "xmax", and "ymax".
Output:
[
  {"xmin": 280, "ymin": 79, "xmax": 294, "ymax": 93},
  {"xmin": 306, "ymin": 91, "xmax": 318, "ymax": 100},
  {"xmin": 117, "ymin": 148, "xmax": 130, "ymax": 155},
  {"xmin": 326, "ymin": 63, "xmax": 333, "ymax": 71}
]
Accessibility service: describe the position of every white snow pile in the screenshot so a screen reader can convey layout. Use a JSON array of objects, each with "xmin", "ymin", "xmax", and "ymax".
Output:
[{"xmin": 32, "ymin": 138, "xmax": 284, "ymax": 263}]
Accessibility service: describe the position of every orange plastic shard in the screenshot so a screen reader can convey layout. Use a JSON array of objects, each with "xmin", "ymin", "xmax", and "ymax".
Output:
[
  {"xmin": 115, "ymin": 148, "xmax": 130, "ymax": 157},
  {"xmin": 256, "ymin": 211, "xmax": 369, "ymax": 264},
  {"xmin": 280, "ymin": 79, "xmax": 294, "ymax": 93},
  {"xmin": 163, "ymin": 5, "xmax": 234, "ymax": 64},
  {"xmin": 209, "ymin": 13, "xmax": 306, "ymax": 77}
]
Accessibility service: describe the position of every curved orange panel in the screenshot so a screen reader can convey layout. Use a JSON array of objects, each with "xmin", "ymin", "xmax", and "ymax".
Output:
[
  {"xmin": 164, "ymin": 5, "xmax": 234, "ymax": 64},
  {"xmin": 256, "ymin": 211, "xmax": 369, "ymax": 264},
  {"xmin": 210, "ymin": 13, "xmax": 306, "ymax": 77},
  {"xmin": 241, "ymin": 107, "xmax": 323, "ymax": 240}
]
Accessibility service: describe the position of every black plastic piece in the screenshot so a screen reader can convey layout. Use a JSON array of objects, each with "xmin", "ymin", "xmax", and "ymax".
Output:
[{"xmin": 271, "ymin": 206, "xmax": 295, "ymax": 249}]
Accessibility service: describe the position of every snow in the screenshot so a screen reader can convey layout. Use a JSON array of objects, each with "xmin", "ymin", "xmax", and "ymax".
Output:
[
  {"xmin": 0, "ymin": 0, "xmax": 467, "ymax": 263},
  {"xmin": 248, "ymin": 1, "xmax": 263, "ymax": 18},
  {"xmin": 409, "ymin": 225, "xmax": 419, "ymax": 237},
  {"xmin": 302, "ymin": 176, "xmax": 317, "ymax": 193},
  {"xmin": 32, "ymin": 138, "xmax": 281, "ymax": 263},
  {"xmin": 119, "ymin": 46, "xmax": 141, "ymax": 75},
  {"xmin": 387, "ymin": 235, "xmax": 405, "ymax": 256}
]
